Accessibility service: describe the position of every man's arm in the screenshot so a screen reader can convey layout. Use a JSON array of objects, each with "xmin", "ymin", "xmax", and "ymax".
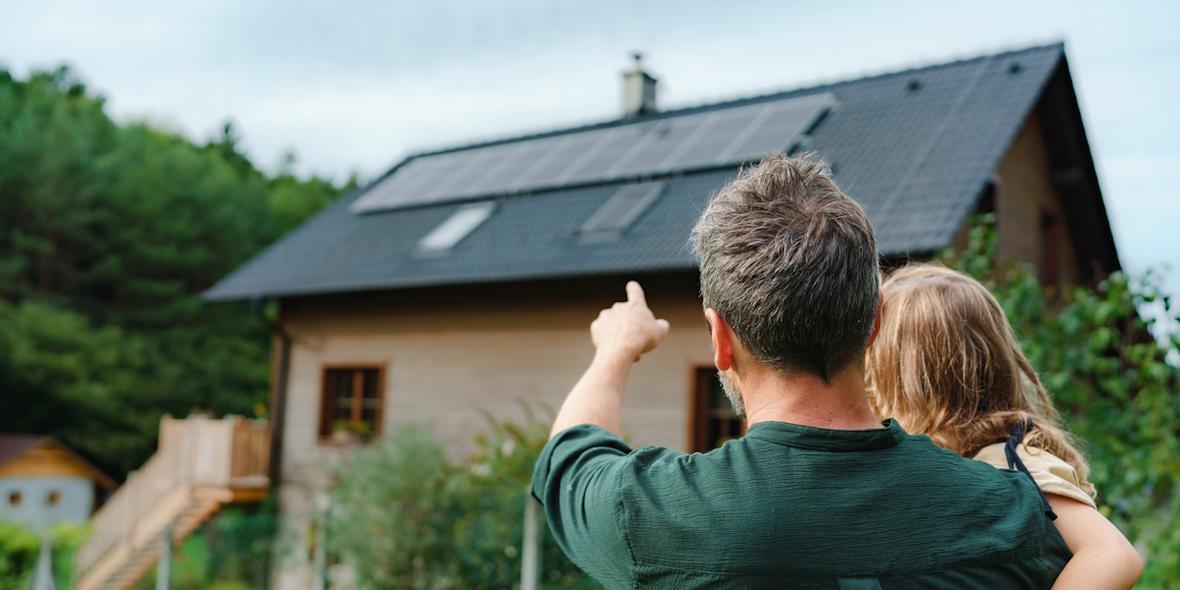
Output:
[{"xmin": 550, "ymin": 281, "xmax": 670, "ymax": 438}]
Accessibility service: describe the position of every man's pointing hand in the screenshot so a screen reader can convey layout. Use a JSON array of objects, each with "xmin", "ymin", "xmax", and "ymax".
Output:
[{"xmin": 590, "ymin": 281, "xmax": 671, "ymax": 362}]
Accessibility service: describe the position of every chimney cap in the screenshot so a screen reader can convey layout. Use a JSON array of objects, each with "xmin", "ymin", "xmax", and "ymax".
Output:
[{"xmin": 621, "ymin": 51, "xmax": 658, "ymax": 118}]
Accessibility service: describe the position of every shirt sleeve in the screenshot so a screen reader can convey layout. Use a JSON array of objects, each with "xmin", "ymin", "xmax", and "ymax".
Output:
[
  {"xmin": 531, "ymin": 424, "xmax": 635, "ymax": 588},
  {"xmin": 973, "ymin": 443, "xmax": 1097, "ymax": 508}
]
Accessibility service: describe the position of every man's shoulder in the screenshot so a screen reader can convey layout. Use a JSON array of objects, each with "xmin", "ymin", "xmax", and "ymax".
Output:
[{"xmin": 890, "ymin": 433, "xmax": 1046, "ymax": 497}]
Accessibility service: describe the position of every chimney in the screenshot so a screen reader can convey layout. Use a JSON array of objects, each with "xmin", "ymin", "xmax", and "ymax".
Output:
[{"xmin": 621, "ymin": 52, "xmax": 657, "ymax": 118}]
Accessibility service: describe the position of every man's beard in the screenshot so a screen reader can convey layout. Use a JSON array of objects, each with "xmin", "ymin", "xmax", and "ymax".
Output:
[{"xmin": 717, "ymin": 371, "xmax": 746, "ymax": 418}]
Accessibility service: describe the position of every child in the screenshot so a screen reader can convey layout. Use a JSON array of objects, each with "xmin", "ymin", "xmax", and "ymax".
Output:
[{"xmin": 865, "ymin": 264, "xmax": 1143, "ymax": 589}]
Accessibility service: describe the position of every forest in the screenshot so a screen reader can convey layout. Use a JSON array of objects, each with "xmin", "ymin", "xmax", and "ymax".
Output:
[{"xmin": 0, "ymin": 66, "xmax": 350, "ymax": 478}]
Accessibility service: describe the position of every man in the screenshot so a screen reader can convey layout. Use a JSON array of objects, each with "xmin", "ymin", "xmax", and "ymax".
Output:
[{"xmin": 531, "ymin": 155, "xmax": 1070, "ymax": 588}]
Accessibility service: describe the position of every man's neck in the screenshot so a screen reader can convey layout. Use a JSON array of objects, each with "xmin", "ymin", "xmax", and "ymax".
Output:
[{"xmin": 741, "ymin": 362, "xmax": 882, "ymax": 431}]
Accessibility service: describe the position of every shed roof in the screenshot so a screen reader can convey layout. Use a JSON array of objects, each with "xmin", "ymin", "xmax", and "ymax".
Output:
[
  {"xmin": 0, "ymin": 434, "xmax": 45, "ymax": 466},
  {"xmin": 0, "ymin": 434, "xmax": 117, "ymax": 490}
]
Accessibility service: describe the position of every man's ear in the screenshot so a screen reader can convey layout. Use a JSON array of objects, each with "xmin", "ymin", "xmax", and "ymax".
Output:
[
  {"xmin": 704, "ymin": 308, "xmax": 735, "ymax": 372},
  {"xmin": 866, "ymin": 295, "xmax": 883, "ymax": 348}
]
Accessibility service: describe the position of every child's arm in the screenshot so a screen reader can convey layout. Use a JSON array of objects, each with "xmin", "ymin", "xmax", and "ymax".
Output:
[{"xmin": 1049, "ymin": 495, "xmax": 1144, "ymax": 590}]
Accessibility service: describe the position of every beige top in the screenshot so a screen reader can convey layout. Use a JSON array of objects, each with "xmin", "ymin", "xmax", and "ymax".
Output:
[{"xmin": 974, "ymin": 442, "xmax": 1097, "ymax": 508}]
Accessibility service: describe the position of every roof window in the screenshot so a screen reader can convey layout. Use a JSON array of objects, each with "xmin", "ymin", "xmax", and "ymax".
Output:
[
  {"xmin": 417, "ymin": 201, "xmax": 496, "ymax": 255},
  {"xmin": 579, "ymin": 181, "xmax": 665, "ymax": 242}
]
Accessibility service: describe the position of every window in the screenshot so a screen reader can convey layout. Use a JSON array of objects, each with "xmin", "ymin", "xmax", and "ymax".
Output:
[
  {"xmin": 319, "ymin": 366, "xmax": 385, "ymax": 443},
  {"xmin": 578, "ymin": 181, "xmax": 665, "ymax": 242},
  {"xmin": 46, "ymin": 490, "xmax": 61, "ymax": 507},
  {"xmin": 417, "ymin": 201, "xmax": 495, "ymax": 254},
  {"xmin": 690, "ymin": 367, "xmax": 745, "ymax": 452},
  {"xmin": 7, "ymin": 491, "xmax": 21, "ymax": 508}
]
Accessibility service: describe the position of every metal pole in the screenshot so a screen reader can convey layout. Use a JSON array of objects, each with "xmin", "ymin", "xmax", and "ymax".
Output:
[
  {"xmin": 520, "ymin": 496, "xmax": 542, "ymax": 590},
  {"xmin": 156, "ymin": 524, "xmax": 173, "ymax": 590},
  {"xmin": 33, "ymin": 534, "xmax": 56, "ymax": 590},
  {"xmin": 312, "ymin": 492, "xmax": 329, "ymax": 590}
]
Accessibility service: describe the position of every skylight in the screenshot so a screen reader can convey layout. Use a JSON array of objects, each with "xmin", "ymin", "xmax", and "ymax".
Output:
[
  {"xmin": 417, "ymin": 202, "xmax": 496, "ymax": 254},
  {"xmin": 579, "ymin": 181, "xmax": 665, "ymax": 242}
]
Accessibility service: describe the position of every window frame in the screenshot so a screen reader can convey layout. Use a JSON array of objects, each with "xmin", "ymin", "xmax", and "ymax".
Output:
[{"xmin": 317, "ymin": 362, "xmax": 387, "ymax": 445}]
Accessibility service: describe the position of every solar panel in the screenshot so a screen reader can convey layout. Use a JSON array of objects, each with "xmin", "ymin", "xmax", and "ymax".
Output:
[
  {"xmin": 508, "ymin": 134, "xmax": 585, "ymax": 189},
  {"xmin": 608, "ymin": 117, "xmax": 701, "ymax": 176},
  {"xmin": 419, "ymin": 148, "xmax": 496, "ymax": 201},
  {"xmin": 563, "ymin": 125, "xmax": 646, "ymax": 183},
  {"xmin": 670, "ymin": 107, "xmax": 765, "ymax": 169},
  {"xmin": 351, "ymin": 92, "xmax": 835, "ymax": 214},
  {"xmin": 579, "ymin": 181, "xmax": 665, "ymax": 241},
  {"xmin": 722, "ymin": 95, "xmax": 833, "ymax": 161}
]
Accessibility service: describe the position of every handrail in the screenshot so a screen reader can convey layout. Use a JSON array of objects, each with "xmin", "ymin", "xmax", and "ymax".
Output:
[{"xmin": 75, "ymin": 416, "xmax": 269, "ymax": 578}]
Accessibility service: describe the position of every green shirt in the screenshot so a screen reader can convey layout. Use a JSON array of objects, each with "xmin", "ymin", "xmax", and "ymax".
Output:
[{"xmin": 531, "ymin": 420, "xmax": 1070, "ymax": 589}]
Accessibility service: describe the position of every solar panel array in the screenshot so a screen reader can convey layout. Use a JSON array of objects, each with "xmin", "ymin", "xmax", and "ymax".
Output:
[{"xmin": 351, "ymin": 92, "xmax": 836, "ymax": 214}]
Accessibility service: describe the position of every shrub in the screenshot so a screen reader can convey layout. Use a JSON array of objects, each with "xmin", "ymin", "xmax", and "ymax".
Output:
[
  {"xmin": 326, "ymin": 414, "xmax": 595, "ymax": 589},
  {"xmin": 941, "ymin": 215, "xmax": 1180, "ymax": 586},
  {"xmin": 0, "ymin": 520, "xmax": 87, "ymax": 589}
]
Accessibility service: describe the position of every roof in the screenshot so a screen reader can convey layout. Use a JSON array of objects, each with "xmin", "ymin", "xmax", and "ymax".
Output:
[
  {"xmin": 0, "ymin": 434, "xmax": 117, "ymax": 489},
  {"xmin": 0, "ymin": 434, "xmax": 45, "ymax": 465},
  {"xmin": 206, "ymin": 42, "xmax": 1104, "ymax": 301}
]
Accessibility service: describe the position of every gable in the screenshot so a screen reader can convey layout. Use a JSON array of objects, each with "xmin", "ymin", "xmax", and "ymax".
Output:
[
  {"xmin": 0, "ymin": 440, "xmax": 116, "ymax": 490},
  {"xmin": 207, "ymin": 43, "xmax": 1080, "ymax": 302}
]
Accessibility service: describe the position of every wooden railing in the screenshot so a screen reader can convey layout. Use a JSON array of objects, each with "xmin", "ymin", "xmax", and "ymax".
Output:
[{"xmin": 75, "ymin": 416, "xmax": 269, "ymax": 580}]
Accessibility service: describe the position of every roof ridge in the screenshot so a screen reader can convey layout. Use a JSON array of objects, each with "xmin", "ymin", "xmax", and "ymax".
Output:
[{"xmin": 401, "ymin": 41, "xmax": 1064, "ymax": 160}]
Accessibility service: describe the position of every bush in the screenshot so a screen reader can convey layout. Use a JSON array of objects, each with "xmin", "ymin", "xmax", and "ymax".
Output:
[
  {"xmin": 941, "ymin": 215, "xmax": 1180, "ymax": 586},
  {"xmin": 133, "ymin": 501, "xmax": 277, "ymax": 590},
  {"xmin": 0, "ymin": 520, "xmax": 87, "ymax": 589},
  {"xmin": 0, "ymin": 521, "xmax": 37, "ymax": 589},
  {"xmin": 327, "ymin": 412, "xmax": 596, "ymax": 589}
]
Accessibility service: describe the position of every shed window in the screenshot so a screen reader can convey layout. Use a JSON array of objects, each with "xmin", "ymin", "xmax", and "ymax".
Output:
[
  {"xmin": 46, "ymin": 490, "xmax": 61, "ymax": 507},
  {"xmin": 7, "ymin": 491, "xmax": 21, "ymax": 508},
  {"xmin": 690, "ymin": 367, "xmax": 745, "ymax": 452},
  {"xmin": 319, "ymin": 366, "xmax": 385, "ymax": 443}
]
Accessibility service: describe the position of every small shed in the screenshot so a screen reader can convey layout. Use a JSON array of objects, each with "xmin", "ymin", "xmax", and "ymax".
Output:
[{"xmin": 0, "ymin": 435, "xmax": 116, "ymax": 532}]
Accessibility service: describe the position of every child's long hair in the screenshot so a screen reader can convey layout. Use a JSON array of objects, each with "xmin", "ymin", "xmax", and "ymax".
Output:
[{"xmin": 865, "ymin": 264, "xmax": 1094, "ymax": 496}]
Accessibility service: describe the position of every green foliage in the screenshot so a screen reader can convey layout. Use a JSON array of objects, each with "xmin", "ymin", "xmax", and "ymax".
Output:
[
  {"xmin": 328, "ymin": 426, "xmax": 456, "ymax": 589},
  {"xmin": 940, "ymin": 215, "xmax": 1180, "ymax": 587},
  {"xmin": 133, "ymin": 502, "xmax": 277, "ymax": 590},
  {"xmin": 0, "ymin": 299, "xmax": 158, "ymax": 467},
  {"xmin": 0, "ymin": 521, "xmax": 88, "ymax": 589},
  {"xmin": 0, "ymin": 521, "xmax": 36, "ymax": 589},
  {"xmin": 0, "ymin": 66, "xmax": 345, "ymax": 476},
  {"xmin": 327, "ymin": 415, "xmax": 597, "ymax": 589}
]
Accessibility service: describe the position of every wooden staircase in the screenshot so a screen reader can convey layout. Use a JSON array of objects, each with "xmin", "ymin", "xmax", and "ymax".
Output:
[{"xmin": 75, "ymin": 416, "xmax": 269, "ymax": 590}]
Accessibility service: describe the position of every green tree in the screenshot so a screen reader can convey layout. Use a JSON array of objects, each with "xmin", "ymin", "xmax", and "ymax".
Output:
[
  {"xmin": 941, "ymin": 215, "xmax": 1180, "ymax": 587},
  {"xmin": 0, "ymin": 66, "xmax": 344, "ymax": 476}
]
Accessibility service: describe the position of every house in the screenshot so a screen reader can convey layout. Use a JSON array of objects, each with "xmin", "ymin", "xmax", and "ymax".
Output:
[
  {"xmin": 0, "ymin": 435, "xmax": 116, "ymax": 532},
  {"xmin": 205, "ymin": 42, "xmax": 1119, "ymax": 587}
]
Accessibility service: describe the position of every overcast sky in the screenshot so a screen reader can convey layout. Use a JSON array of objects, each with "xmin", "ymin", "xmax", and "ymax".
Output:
[{"xmin": 2, "ymin": 0, "xmax": 1177, "ymax": 298}]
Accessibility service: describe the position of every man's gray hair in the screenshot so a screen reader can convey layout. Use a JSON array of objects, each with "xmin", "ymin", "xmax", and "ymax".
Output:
[{"xmin": 691, "ymin": 153, "xmax": 880, "ymax": 382}]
